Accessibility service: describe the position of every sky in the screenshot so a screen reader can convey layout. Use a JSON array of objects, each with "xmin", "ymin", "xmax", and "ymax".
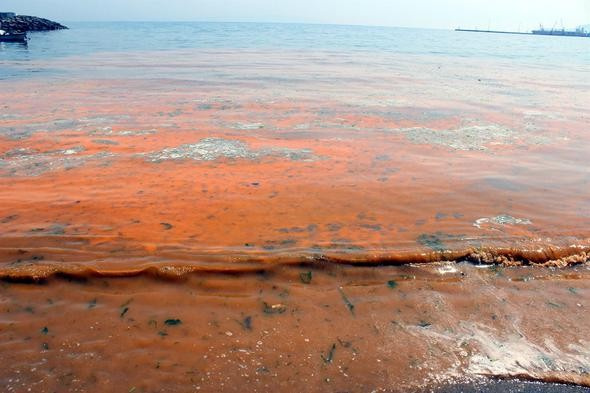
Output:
[{"xmin": 2, "ymin": 0, "xmax": 590, "ymax": 31}]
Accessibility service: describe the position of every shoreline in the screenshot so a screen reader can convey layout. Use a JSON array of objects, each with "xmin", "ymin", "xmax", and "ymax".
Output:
[
  {"xmin": 2, "ymin": 262, "xmax": 589, "ymax": 391},
  {"xmin": 1, "ymin": 245, "xmax": 589, "ymax": 281}
]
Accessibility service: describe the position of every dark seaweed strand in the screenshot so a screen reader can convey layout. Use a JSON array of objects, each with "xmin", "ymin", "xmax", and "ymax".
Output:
[{"xmin": 338, "ymin": 287, "xmax": 355, "ymax": 315}]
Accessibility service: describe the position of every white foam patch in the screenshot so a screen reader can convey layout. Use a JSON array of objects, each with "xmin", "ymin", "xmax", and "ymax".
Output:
[
  {"xmin": 410, "ymin": 321, "xmax": 590, "ymax": 383},
  {"xmin": 474, "ymin": 214, "xmax": 532, "ymax": 229}
]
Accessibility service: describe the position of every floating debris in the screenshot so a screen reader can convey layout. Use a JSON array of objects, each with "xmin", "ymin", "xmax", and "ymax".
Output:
[
  {"xmin": 55, "ymin": 146, "xmax": 86, "ymax": 156},
  {"xmin": 143, "ymin": 138, "xmax": 316, "ymax": 163},
  {"xmin": 0, "ymin": 148, "xmax": 114, "ymax": 177},
  {"xmin": 0, "ymin": 116, "xmax": 131, "ymax": 140},
  {"xmin": 232, "ymin": 123, "xmax": 265, "ymax": 130},
  {"xmin": 160, "ymin": 222, "xmax": 173, "ymax": 230},
  {"xmin": 1, "ymin": 148, "xmax": 39, "ymax": 158},
  {"xmin": 394, "ymin": 124, "xmax": 546, "ymax": 151},
  {"xmin": 92, "ymin": 139, "xmax": 119, "ymax": 145},
  {"xmin": 474, "ymin": 214, "xmax": 532, "ymax": 229},
  {"xmin": 164, "ymin": 319, "xmax": 182, "ymax": 326},
  {"xmin": 29, "ymin": 224, "xmax": 67, "ymax": 236},
  {"xmin": 90, "ymin": 127, "xmax": 157, "ymax": 136},
  {"xmin": 262, "ymin": 302, "xmax": 287, "ymax": 315}
]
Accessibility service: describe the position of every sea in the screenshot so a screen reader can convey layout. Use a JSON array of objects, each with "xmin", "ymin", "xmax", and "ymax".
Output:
[
  {"xmin": 1, "ymin": 22, "xmax": 590, "ymax": 392},
  {"xmin": 2, "ymin": 22, "xmax": 590, "ymax": 78}
]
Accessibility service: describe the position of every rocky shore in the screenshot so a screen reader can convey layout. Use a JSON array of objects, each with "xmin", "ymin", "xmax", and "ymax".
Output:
[{"xmin": 0, "ymin": 15, "xmax": 68, "ymax": 32}]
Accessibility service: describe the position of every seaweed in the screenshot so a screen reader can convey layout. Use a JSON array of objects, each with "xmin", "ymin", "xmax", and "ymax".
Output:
[
  {"xmin": 326, "ymin": 223, "xmax": 342, "ymax": 232},
  {"xmin": 417, "ymin": 232, "xmax": 464, "ymax": 252},
  {"xmin": 489, "ymin": 265, "xmax": 504, "ymax": 276},
  {"xmin": 418, "ymin": 321, "xmax": 431, "ymax": 328},
  {"xmin": 120, "ymin": 307, "xmax": 129, "ymax": 318},
  {"xmin": 40, "ymin": 326, "xmax": 49, "ymax": 335},
  {"xmin": 360, "ymin": 224, "xmax": 382, "ymax": 232},
  {"xmin": 0, "ymin": 215, "xmax": 18, "ymax": 224},
  {"xmin": 119, "ymin": 299, "xmax": 133, "ymax": 317},
  {"xmin": 239, "ymin": 316, "xmax": 252, "ymax": 330},
  {"xmin": 417, "ymin": 233, "xmax": 445, "ymax": 252},
  {"xmin": 387, "ymin": 280, "xmax": 398, "ymax": 289},
  {"xmin": 337, "ymin": 338, "xmax": 352, "ymax": 348},
  {"xmin": 300, "ymin": 271, "xmax": 313, "ymax": 284},
  {"xmin": 338, "ymin": 287, "xmax": 355, "ymax": 315},
  {"xmin": 278, "ymin": 225, "xmax": 317, "ymax": 234},
  {"xmin": 321, "ymin": 343, "xmax": 337, "ymax": 364},
  {"xmin": 121, "ymin": 298, "xmax": 133, "ymax": 307}
]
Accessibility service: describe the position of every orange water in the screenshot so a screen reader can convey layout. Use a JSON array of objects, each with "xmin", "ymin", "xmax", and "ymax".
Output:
[{"xmin": 1, "ymin": 50, "xmax": 589, "ymax": 391}]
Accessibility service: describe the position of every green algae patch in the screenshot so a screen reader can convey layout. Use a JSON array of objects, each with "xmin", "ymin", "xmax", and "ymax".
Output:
[
  {"xmin": 387, "ymin": 280, "xmax": 398, "ymax": 289},
  {"xmin": 300, "ymin": 271, "xmax": 313, "ymax": 284}
]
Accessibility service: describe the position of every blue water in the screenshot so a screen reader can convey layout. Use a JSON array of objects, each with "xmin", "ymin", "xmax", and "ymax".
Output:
[{"xmin": 2, "ymin": 21, "xmax": 589, "ymax": 66}]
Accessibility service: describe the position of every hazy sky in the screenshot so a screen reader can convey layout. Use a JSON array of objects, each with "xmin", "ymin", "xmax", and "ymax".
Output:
[{"xmin": 3, "ymin": 0, "xmax": 590, "ymax": 30}]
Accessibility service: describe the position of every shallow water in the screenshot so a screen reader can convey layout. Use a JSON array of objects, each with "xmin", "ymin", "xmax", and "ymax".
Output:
[
  {"xmin": 0, "ymin": 23, "xmax": 589, "ymax": 391},
  {"xmin": 2, "ymin": 264, "xmax": 590, "ymax": 392},
  {"xmin": 1, "ymin": 49, "xmax": 589, "ymax": 274}
]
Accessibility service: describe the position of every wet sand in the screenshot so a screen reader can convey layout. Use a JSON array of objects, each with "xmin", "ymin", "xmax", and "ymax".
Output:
[{"xmin": 1, "ymin": 50, "xmax": 589, "ymax": 390}]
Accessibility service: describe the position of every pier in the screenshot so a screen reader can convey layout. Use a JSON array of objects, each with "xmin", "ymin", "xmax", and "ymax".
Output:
[
  {"xmin": 456, "ymin": 28, "xmax": 590, "ymax": 38},
  {"xmin": 455, "ymin": 28, "xmax": 531, "ymax": 35}
]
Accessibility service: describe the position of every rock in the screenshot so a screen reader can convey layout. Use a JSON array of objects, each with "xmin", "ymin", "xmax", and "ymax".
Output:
[{"xmin": 0, "ymin": 15, "xmax": 68, "ymax": 33}]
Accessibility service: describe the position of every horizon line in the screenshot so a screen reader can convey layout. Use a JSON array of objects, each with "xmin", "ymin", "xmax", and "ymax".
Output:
[{"xmin": 52, "ymin": 19, "xmax": 515, "ymax": 32}]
